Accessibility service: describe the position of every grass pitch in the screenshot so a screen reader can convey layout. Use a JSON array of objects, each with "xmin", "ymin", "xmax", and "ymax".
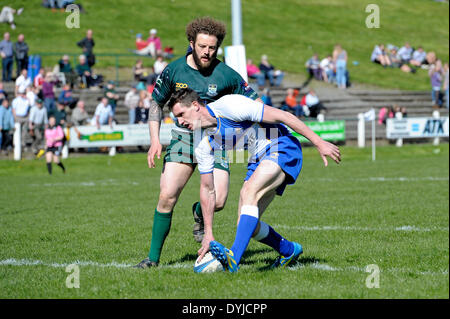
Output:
[{"xmin": 0, "ymin": 143, "xmax": 448, "ymax": 298}]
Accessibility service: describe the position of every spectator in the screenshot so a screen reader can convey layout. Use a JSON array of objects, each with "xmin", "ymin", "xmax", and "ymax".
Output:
[
  {"xmin": 0, "ymin": 98, "xmax": 15, "ymax": 152},
  {"xmin": 34, "ymin": 68, "xmax": 45, "ymax": 90},
  {"xmin": 132, "ymin": 59, "xmax": 156, "ymax": 85},
  {"xmin": 104, "ymin": 81, "xmax": 120, "ymax": 116},
  {"xmin": 259, "ymin": 54, "xmax": 284, "ymax": 87},
  {"xmin": 378, "ymin": 106, "xmax": 394, "ymax": 125},
  {"xmin": 91, "ymin": 97, "xmax": 113, "ymax": 129},
  {"xmin": 147, "ymin": 29, "xmax": 162, "ymax": 57},
  {"xmin": 76, "ymin": 55, "xmax": 94, "ymax": 88},
  {"xmin": 58, "ymin": 84, "xmax": 78, "ymax": 109},
  {"xmin": 124, "ymin": 85, "xmax": 140, "ymax": 124},
  {"xmin": 320, "ymin": 55, "xmax": 335, "ymax": 83},
  {"xmin": 305, "ymin": 53, "xmax": 322, "ymax": 81},
  {"xmin": 397, "ymin": 42, "xmax": 414, "ymax": 64},
  {"xmin": 0, "ymin": 81, "xmax": 7, "ymax": 100},
  {"xmin": 13, "ymin": 34, "xmax": 29, "ymax": 78},
  {"xmin": 429, "ymin": 60, "xmax": 444, "ymax": 108},
  {"xmin": 58, "ymin": 55, "xmax": 77, "ymax": 89},
  {"xmin": 0, "ymin": 6, "xmax": 23, "ymax": 30},
  {"xmin": 333, "ymin": 44, "xmax": 348, "ymax": 89},
  {"xmin": 389, "ymin": 51, "xmax": 416, "ymax": 74},
  {"xmin": 70, "ymin": 100, "xmax": 89, "ymax": 126},
  {"xmin": 26, "ymin": 86, "xmax": 38, "ymax": 109},
  {"xmin": 444, "ymin": 62, "xmax": 449, "ymax": 110},
  {"xmin": 246, "ymin": 58, "xmax": 265, "ymax": 89},
  {"xmin": 280, "ymin": 88, "xmax": 303, "ymax": 117},
  {"xmin": 48, "ymin": 102, "xmax": 67, "ymax": 127},
  {"xmin": 44, "ymin": 115, "xmax": 66, "ymax": 175},
  {"xmin": 42, "ymin": 72, "xmax": 56, "ymax": 112},
  {"xmin": 28, "ymin": 98, "xmax": 48, "ymax": 156},
  {"xmin": 135, "ymin": 33, "xmax": 148, "ymax": 51},
  {"xmin": 15, "ymin": 68, "xmax": 32, "ymax": 96},
  {"xmin": 370, "ymin": 44, "xmax": 391, "ymax": 67},
  {"xmin": 136, "ymin": 28, "xmax": 162, "ymax": 57},
  {"xmin": 0, "ymin": 32, "xmax": 14, "ymax": 82},
  {"xmin": 425, "ymin": 51, "xmax": 437, "ymax": 68},
  {"xmin": 410, "ymin": 46, "xmax": 427, "ymax": 67},
  {"xmin": 153, "ymin": 55, "xmax": 168, "ymax": 76},
  {"xmin": 11, "ymin": 88, "xmax": 31, "ymax": 148},
  {"xmin": 135, "ymin": 90, "xmax": 151, "ymax": 124},
  {"xmin": 260, "ymin": 88, "xmax": 272, "ymax": 106},
  {"xmin": 48, "ymin": 0, "xmax": 76, "ymax": 10},
  {"xmin": 163, "ymin": 46, "xmax": 174, "ymax": 59},
  {"xmin": 301, "ymin": 90, "xmax": 327, "ymax": 118},
  {"xmin": 400, "ymin": 106, "xmax": 408, "ymax": 118},
  {"xmin": 77, "ymin": 29, "xmax": 95, "ymax": 67}
]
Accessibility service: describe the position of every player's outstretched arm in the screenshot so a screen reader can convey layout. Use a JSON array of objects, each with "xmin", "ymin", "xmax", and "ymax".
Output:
[
  {"xmin": 262, "ymin": 105, "xmax": 341, "ymax": 166},
  {"xmin": 147, "ymin": 100, "xmax": 163, "ymax": 168},
  {"xmin": 198, "ymin": 172, "xmax": 216, "ymax": 260}
]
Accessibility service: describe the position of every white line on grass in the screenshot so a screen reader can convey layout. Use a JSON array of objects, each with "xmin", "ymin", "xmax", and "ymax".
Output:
[
  {"xmin": 273, "ymin": 225, "xmax": 449, "ymax": 232},
  {"xmin": 0, "ymin": 258, "xmax": 447, "ymax": 276}
]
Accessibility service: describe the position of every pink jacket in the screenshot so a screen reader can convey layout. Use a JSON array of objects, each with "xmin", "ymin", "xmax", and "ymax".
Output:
[
  {"xmin": 246, "ymin": 64, "xmax": 260, "ymax": 77},
  {"xmin": 45, "ymin": 125, "xmax": 64, "ymax": 148},
  {"xmin": 146, "ymin": 36, "xmax": 162, "ymax": 51}
]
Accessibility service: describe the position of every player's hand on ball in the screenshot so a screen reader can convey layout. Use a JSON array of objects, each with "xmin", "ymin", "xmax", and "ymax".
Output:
[
  {"xmin": 197, "ymin": 233, "xmax": 214, "ymax": 261},
  {"xmin": 147, "ymin": 141, "xmax": 162, "ymax": 168},
  {"xmin": 317, "ymin": 140, "xmax": 341, "ymax": 166}
]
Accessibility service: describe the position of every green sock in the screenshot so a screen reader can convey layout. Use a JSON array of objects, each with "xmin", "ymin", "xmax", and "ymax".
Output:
[
  {"xmin": 194, "ymin": 201, "xmax": 203, "ymax": 219},
  {"xmin": 148, "ymin": 209, "xmax": 173, "ymax": 263}
]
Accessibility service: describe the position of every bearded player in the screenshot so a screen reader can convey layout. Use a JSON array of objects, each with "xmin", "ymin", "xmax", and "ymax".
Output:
[{"xmin": 135, "ymin": 17, "xmax": 262, "ymax": 268}]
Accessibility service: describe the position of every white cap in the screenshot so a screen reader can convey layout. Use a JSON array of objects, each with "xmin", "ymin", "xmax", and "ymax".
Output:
[{"xmin": 150, "ymin": 28, "xmax": 157, "ymax": 35}]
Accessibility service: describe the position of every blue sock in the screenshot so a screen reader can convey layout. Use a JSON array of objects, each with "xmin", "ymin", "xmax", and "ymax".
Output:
[
  {"xmin": 253, "ymin": 221, "xmax": 294, "ymax": 257},
  {"xmin": 230, "ymin": 205, "xmax": 259, "ymax": 265}
]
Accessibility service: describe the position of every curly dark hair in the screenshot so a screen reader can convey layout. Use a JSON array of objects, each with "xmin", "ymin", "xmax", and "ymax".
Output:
[{"xmin": 186, "ymin": 17, "xmax": 227, "ymax": 47}]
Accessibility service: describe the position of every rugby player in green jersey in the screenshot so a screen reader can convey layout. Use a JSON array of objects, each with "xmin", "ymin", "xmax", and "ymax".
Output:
[{"xmin": 135, "ymin": 17, "xmax": 262, "ymax": 268}]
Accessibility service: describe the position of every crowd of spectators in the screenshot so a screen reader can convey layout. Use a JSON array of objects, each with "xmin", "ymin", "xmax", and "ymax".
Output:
[
  {"xmin": 370, "ymin": 42, "xmax": 435, "ymax": 73},
  {"xmin": 303, "ymin": 44, "xmax": 350, "ymax": 89},
  {"xmin": 279, "ymin": 88, "xmax": 327, "ymax": 119},
  {"xmin": 378, "ymin": 104, "xmax": 408, "ymax": 126},
  {"xmin": 371, "ymin": 42, "xmax": 449, "ymax": 108}
]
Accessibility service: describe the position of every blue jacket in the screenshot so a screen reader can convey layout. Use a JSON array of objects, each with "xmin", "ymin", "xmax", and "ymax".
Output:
[{"xmin": 0, "ymin": 106, "xmax": 15, "ymax": 131}]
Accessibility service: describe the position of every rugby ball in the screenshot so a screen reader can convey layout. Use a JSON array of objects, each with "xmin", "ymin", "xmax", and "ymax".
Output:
[{"xmin": 193, "ymin": 252, "xmax": 224, "ymax": 273}]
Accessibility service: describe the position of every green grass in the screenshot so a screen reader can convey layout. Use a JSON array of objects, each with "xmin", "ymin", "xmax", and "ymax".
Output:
[
  {"xmin": 1, "ymin": 0, "xmax": 448, "ymax": 90},
  {"xmin": 0, "ymin": 143, "xmax": 448, "ymax": 298}
]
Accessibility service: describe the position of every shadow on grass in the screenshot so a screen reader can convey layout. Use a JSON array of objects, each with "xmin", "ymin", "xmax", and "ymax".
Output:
[
  {"xmin": 257, "ymin": 255, "xmax": 324, "ymax": 272},
  {"xmin": 169, "ymin": 249, "xmax": 324, "ymax": 273}
]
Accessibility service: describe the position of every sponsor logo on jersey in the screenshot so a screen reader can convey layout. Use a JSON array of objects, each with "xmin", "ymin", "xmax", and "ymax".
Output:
[
  {"xmin": 176, "ymin": 82, "xmax": 188, "ymax": 90},
  {"xmin": 207, "ymin": 84, "xmax": 218, "ymax": 97}
]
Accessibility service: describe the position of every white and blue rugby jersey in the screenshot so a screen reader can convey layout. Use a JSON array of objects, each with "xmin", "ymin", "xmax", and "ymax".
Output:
[{"xmin": 194, "ymin": 94, "xmax": 292, "ymax": 174}]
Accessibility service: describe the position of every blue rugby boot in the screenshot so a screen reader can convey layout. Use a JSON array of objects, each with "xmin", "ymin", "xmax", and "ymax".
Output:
[
  {"xmin": 209, "ymin": 240, "xmax": 239, "ymax": 273},
  {"xmin": 271, "ymin": 242, "xmax": 303, "ymax": 268}
]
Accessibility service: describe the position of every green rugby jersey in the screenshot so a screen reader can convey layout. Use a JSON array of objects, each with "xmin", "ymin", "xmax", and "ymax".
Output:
[{"xmin": 152, "ymin": 55, "xmax": 259, "ymax": 132}]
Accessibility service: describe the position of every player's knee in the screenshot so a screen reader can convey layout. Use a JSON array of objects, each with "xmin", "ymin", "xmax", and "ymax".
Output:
[
  {"xmin": 158, "ymin": 190, "xmax": 178, "ymax": 210},
  {"xmin": 239, "ymin": 184, "xmax": 258, "ymax": 205},
  {"xmin": 214, "ymin": 199, "xmax": 226, "ymax": 212}
]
